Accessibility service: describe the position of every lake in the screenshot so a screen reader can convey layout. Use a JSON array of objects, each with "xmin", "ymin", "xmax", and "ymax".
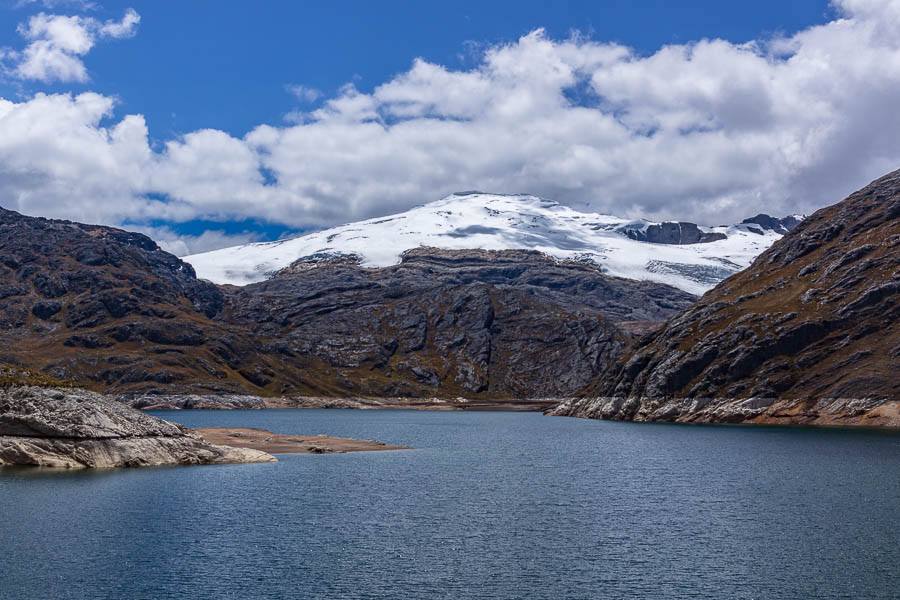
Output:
[{"xmin": 1, "ymin": 409, "xmax": 898, "ymax": 599}]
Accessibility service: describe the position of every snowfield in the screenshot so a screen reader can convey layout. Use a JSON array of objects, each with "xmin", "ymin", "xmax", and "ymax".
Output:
[{"xmin": 184, "ymin": 193, "xmax": 789, "ymax": 295}]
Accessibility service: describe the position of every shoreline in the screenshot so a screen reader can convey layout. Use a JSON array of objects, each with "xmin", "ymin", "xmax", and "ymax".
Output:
[
  {"xmin": 122, "ymin": 392, "xmax": 900, "ymax": 429},
  {"xmin": 126, "ymin": 394, "xmax": 558, "ymax": 412}
]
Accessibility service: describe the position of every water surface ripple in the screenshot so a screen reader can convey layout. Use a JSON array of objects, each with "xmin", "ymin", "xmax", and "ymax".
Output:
[{"xmin": 1, "ymin": 410, "xmax": 898, "ymax": 599}]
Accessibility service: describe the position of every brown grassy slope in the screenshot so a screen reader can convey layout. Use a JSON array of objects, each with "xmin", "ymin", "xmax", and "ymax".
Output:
[
  {"xmin": 0, "ymin": 207, "xmax": 281, "ymax": 395},
  {"xmin": 595, "ymin": 168, "xmax": 900, "ymax": 400}
]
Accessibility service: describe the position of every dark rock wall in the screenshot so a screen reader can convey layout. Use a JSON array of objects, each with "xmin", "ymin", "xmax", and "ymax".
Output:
[
  {"xmin": 224, "ymin": 249, "xmax": 696, "ymax": 397},
  {"xmin": 622, "ymin": 222, "xmax": 727, "ymax": 244}
]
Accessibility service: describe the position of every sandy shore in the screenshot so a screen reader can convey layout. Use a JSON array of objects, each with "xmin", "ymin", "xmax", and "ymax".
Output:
[{"xmin": 195, "ymin": 427, "xmax": 411, "ymax": 454}]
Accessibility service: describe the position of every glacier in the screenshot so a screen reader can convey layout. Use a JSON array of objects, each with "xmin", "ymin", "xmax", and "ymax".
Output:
[{"xmin": 183, "ymin": 193, "xmax": 790, "ymax": 295}]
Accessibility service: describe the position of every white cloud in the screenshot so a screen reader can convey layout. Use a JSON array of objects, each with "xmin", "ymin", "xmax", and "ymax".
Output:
[
  {"xmin": 99, "ymin": 8, "xmax": 140, "ymax": 39},
  {"xmin": 2, "ymin": 0, "xmax": 900, "ymax": 238},
  {"xmin": 285, "ymin": 84, "xmax": 322, "ymax": 103},
  {"xmin": 15, "ymin": 1, "xmax": 98, "ymax": 9},
  {"xmin": 125, "ymin": 225, "xmax": 265, "ymax": 257},
  {"xmin": 5, "ymin": 8, "xmax": 139, "ymax": 83}
]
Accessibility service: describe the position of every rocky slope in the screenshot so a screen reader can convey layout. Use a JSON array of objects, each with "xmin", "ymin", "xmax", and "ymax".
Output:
[
  {"xmin": 0, "ymin": 386, "xmax": 274, "ymax": 467},
  {"xmin": 185, "ymin": 192, "xmax": 795, "ymax": 295},
  {"xmin": 0, "ymin": 207, "xmax": 255, "ymax": 393},
  {"xmin": 0, "ymin": 208, "xmax": 695, "ymax": 398},
  {"xmin": 223, "ymin": 248, "xmax": 695, "ymax": 397},
  {"xmin": 549, "ymin": 168, "xmax": 900, "ymax": 426}
]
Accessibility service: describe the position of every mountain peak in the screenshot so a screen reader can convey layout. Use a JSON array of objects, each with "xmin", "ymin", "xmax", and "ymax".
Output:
[{"xmin": 184, "ymin": 194, "xmax": 788, "ymax": 295}]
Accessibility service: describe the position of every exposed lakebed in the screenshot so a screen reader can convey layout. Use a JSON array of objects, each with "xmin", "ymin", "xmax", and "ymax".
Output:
[{"xmin": 1, "ymin": 409, "xmax": 898, "ymax": 599}]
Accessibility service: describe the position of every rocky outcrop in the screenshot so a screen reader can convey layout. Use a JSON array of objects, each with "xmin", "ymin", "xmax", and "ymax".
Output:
[
  {"xmin": 621, "ymin": 221, "xmax": 727, "ymax": 244},
  {"xmin": 559, "ymin": 169, "xmax": 900, "ymax": 424},
  {"xmin": 741, "ymin": 214, "xmax": 803, "ymax": 235},
  {"xmin": 0, "ymin": 386, "xmax": 275, "ymax": 467}
]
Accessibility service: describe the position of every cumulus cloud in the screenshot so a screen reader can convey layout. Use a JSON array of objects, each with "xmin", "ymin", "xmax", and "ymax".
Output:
[
  {"xmin": 2, "ymin": 0, "xmax": 900, "ymax": 237},
  {"xmin": 4, "ymin": 8, "xmax": 139, "ymax": 82}
]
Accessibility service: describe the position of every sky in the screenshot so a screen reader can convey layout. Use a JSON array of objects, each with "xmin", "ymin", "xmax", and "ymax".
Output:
[{"xmin": 1, "ymin": 0, "xmax": 900, "ymax": 256}]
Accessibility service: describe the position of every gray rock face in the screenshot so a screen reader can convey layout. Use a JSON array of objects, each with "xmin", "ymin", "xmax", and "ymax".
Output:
[
  {"xmin": 621, "ymin": 222, "xmax": 727, "ymax": 244},
  {"xmin": 741, "ymin": 214, "xmax": 803, "ymax": 235},
  {"xmin": 624, "ymin": 221, "xmax": 728, "ymax": 244},
  {"xmin": 575, "ymin": 168, "xmax": 900, "ymax": 422},
  {"xmin": 0, "ymin": 386, "xmax": 275, "ymax": 467},
  {"xmin": 618, "ymin": 214, "xmax": 800, "ymax": 245},
  {"xmin": 222, "ymin": 248, "xmax": 696, "ymax": 397}
]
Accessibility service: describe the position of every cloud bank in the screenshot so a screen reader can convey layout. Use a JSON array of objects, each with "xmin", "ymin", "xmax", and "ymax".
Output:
[
  {"xmin": 3, "ymin": 8, "xmax": 138, "ymax": 82},
  {"xmin": 2, "ymin": 0, "xmax": 900, "ymax": 253}
]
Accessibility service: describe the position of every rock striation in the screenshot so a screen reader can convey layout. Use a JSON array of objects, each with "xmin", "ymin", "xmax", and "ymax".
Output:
[
  {"xmin": 550, "ymin": 168, "xmax": 900, "ymax": 425},
  {"xmin": 547, "ymin": 396, "xmax": 899, "ymax": 427},
  {"xmin": 0, "ymin": 386, "xmax": 275, "ymax": 467}
]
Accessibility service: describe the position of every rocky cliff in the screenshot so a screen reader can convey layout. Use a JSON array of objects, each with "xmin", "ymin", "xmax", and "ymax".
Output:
[
  {"xmin": 549, "ymin": 169, "xmax": 900, "ymax": 425},
  {"xmin": 224, "ymin": 248, "xmax": 695, "ymax": 397},
  {"xmin": 0, "ymin": 386, "xmax": 274, "ymax": 467},
  {"xmin": 0, "ymin": 208, "xmax": 696, "ymax": 398}
]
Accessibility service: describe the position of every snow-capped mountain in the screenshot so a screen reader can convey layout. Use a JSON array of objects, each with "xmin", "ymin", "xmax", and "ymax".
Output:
[{"xmin": 184, "ymin": 193, "xmax": 799, "ymax": 295}]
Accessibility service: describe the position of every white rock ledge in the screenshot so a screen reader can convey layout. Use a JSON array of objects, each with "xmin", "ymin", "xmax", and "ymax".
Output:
[
  {"xmin": 0, "ymin": 386, "xmax": 275, "ymax": 468},
  {"xmin": 545, "ymin": 396, "xmax": 900, "ymax": 427}
]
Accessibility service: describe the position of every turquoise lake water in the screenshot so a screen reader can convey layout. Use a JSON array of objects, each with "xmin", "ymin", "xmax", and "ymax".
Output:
[{"xmin": 1, "ymin": 409, "xmax": 898, "ymax": 599}]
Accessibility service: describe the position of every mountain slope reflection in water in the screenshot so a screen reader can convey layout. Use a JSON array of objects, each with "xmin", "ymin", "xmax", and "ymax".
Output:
[{"xmin": 1, "ymin": 410, "xmax": 898, "ymax": 599}]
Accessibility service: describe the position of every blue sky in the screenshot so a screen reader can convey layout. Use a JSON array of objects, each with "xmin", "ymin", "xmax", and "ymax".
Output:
[
  {"xmin": 1, "ymin": 1, "xmax": 833, "ymax": 139},
  {"xmin": 3, "ymin": 1, "xmax": 900, "ymax": 256}
]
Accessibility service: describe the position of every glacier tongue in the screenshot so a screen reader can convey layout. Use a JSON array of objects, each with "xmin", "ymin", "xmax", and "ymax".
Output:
[{"xmin": 182, "ymin": 192, "xmax": 787, "ymax": 295}]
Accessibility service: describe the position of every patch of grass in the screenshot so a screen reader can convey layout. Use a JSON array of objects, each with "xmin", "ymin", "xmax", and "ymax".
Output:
[{"xmin": 0, "ymin": 363, "xmax": 73, "ymax": 389}]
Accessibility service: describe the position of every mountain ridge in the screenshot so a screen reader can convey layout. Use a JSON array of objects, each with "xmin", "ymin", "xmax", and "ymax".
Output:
[
  {"xmin": 0, "ymin": 206, "xmax": 694, "ymax": 397},
  {"xmin": 184, "ymin": 193, "xmax": 798, "ymax": 295}
]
